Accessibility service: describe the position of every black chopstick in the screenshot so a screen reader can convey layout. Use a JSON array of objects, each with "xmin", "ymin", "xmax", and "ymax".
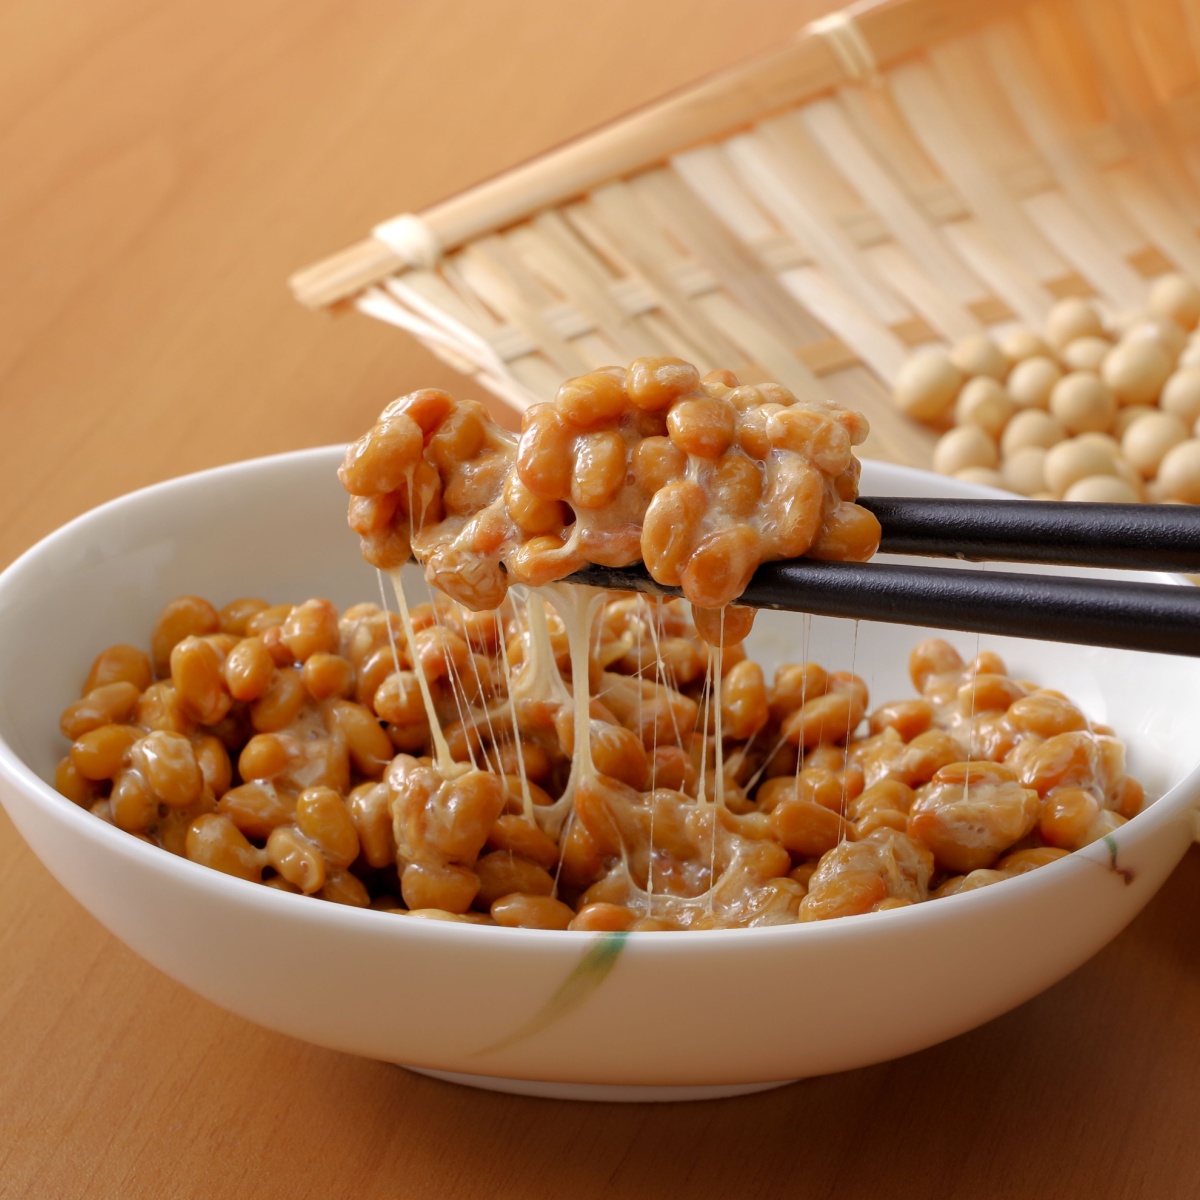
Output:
[
  {"xmin": 860, "ymin": 496, "xmax": 1200, "ymax": 573},
  {"xmin": 566, "ymin": 559, "xmax": 1200, "ymax": 658}
]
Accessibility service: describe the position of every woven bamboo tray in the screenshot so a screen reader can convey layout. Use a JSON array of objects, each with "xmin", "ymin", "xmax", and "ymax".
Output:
[{"xmin": 290, "ymin": 0, "xmax": 1200, "ymax": 470}]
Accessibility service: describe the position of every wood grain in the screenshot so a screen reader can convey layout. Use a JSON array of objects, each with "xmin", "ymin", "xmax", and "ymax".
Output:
[{"xmin": 1, "ymin": 2, "xmax": 1198, "ymax": 1197}]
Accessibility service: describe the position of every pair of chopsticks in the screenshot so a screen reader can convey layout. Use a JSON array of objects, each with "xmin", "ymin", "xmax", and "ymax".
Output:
[{"xmin": 569, "ymin": 499, "xmax": 1200, "ymax": 658}]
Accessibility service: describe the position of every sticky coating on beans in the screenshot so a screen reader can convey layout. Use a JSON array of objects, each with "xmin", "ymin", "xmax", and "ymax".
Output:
[
  {"xmin": 340, "ymin": 360, "xmax": 880, "ymax": 646},
  {"xmin": 54, "ymin": 585, "xmax": 1146, "ymax": 931}
]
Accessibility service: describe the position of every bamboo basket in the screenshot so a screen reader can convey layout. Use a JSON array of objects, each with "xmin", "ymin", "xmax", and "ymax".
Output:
[{"xmin": 290, "ymin": 0, "xmax": 1200, "ymax": 469}]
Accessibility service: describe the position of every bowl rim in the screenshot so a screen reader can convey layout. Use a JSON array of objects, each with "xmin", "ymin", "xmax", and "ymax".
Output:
[{"xmin": 0, "ymin": 444, "xmax": 1197, "ymax": 947}]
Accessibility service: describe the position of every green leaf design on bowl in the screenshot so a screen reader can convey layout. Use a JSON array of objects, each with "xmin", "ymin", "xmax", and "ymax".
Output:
[
  {"xmin": 1103, "ymin": 833, "xmax": 1135, "ymax": 885},
  {"xmin": 472, "ymin": 931, "xmax": 629, "ymax": 1057}
]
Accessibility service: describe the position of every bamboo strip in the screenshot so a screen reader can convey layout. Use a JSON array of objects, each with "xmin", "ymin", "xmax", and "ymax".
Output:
[
  {"xmin": 456, "ymin": 239, "xmax": 593, "ymax": 379},
  {"xmin": 292, "ymin": 0, "xmax": 1200, "ymax": 423},
  {"xmin": 1021, "ymin": 191, "xmax": 1145, "ymax": 308},
  {"xmin": 388, "ymin": 266, "xmax": 562, "ymax": 393},
  {"xmin": 1022, "ymin": 2, "xmax": 1106, "ymax": 129},
  {"xmin": 761, "ymin": 113, "xmax": 869, "ymax": 222},
  {"xmin": 632, "ymin": 169, "xmax": 819, "ymax": 345},
  {"xmin": 798, "ymin": 338, "xmax": 861, "ymax": 375},
  {"xmin": 835, "ymin": 85, "xmax": 944, "ymax": 197},
  {"xmin": 577, "ymin": 184, "xmax": 745, "ymax": 368},
  {"xmin": 505, "ymin": 352, "xmax": 573, "ymax": 404},
  {"xmin": 1127, "ymin": 0, "xmax": 1197, "ymax": 106},
  {"xmin": 356, "ymin": 287, "xmax": 542, "ymax": 410},
  {"xmin": 1185, "ymin": 0, "xmax": 1200, "ymax": 83},
  {"xmin": 693, "ymin": 289, "xmax": 826, "ymax": 401},
  {"xmin": 725, "ymin": 126, "xmax": 907, "ymax": 323},
  {"xmin": 506, "ymin": 224, "xmax": 660, "ymax": 364},
  {"xmin": 968, "ymin": 297, "xmax": 1017, "ymax": 326},
  {"xmin": 866, "ymin": 242, "xmax": 982, "ymax": 343},
  {"xmin": 1110, "ymin": 167, "xmax": 1200, "ymax": 282},
  {"xmin": 799, "ymin": 96, "xmax": 981, "ymax": 305},
  {"xmin": 982, "ymin": 19, "xmax": 1141, "ymax": 256},
  {"xmin": 941, "ymin": 220, "xmax": 1055, "ymax": 328},
  {"xmin": 671, "ymin": 146, "xmax": 782, "ymax": 250},
  {"xmin": 383, "ymin": 273, "xmax": 516, "ymax": 375},
  {"xmin": 927, "ymin": 36, "xmax": 1033, "ymax": 172},
  {"xmin": 636, "ymin": 310, "xmax": 718, "ymax": 374},
  {"xmin": 397, "ymin": 264, "xmax": 514, "ymax": 349},
  {"xmin": 1077, "ymin": 0, "xmax": 1200, "ymax": 224},
  {"xmin": 291, "ymin": 240, "xmax": 407, "ymax": 314},
  {"xmin": 778, "ymin": 265, "xmax": 908, "ymax": 379},
  {"xmin": 356, "ymin": 288, "xmax": 481, "ymax": 378},
  {"xmin": 291, "ymin": 0, "xmax": 1026, "ymax": 309},
  {"xmin": 570, "ymin": 332, "xmax": 628, "ymax": 370},
  {"xmin": 885, "ymin": 59, "xmax": 1065, "ymax": 281}
]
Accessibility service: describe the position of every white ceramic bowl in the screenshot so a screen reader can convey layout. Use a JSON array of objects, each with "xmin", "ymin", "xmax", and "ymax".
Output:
[{"xmin": 1, "ymin": 448, "xmax": 1198, "ymax": 1102}]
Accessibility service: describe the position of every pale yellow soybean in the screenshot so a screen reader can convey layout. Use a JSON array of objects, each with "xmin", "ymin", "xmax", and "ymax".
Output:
[
  {"xmin": 1000, "ymin": 446, "xmax": 1047, "ymax": 496},
  {"xmin": 1007, "ymin": 356, "xmax": 1061, "ymax": 411},
  {"xmin": 1075, "ymin": 431, "xmax": 1121, "ymax": 457},
  {"xmin": 932, "ymin": 425, "xmax": 998, "ymax": 476},
  {"xmin": 999, "ymin": 328, "xmax": 1052, "ymax": 364},
  {"xmin": 948, "ymin": 333, "xmax": 1007, "ymax": 381},
  {"xmin": 953, "ymin": 377, "xmax": 1013, "ymax": 439},
  {"xmin": 1121, "ymin": 411, "xmax": 1188, "ymax": 478},
  {"xmin": 1112, "ymin": 404, "xmax": 1158, "ymax": 439},
  {"xmin": 1048, "ymin": 372, "xmax": 1116, "ymax": 435},
  {"xmin": 892, "ymin": 349, "xmax": 962, "ymax": 422},
  {"xmin": 952, "ymin": 467, "xmax": 1004, "ymax": 489},
  {"xmin": 1062, "ymin": 475, "xmax": 1140, "ymax": 503},
  {"xmin": 1059, "ymin": 336, "xmax": 1110, "ymax": 373},
  {"xmin": 1151, "ymin": 437, "xmax": 1200, "ymax": 502},
  {"xmin": 1043, "ymin": 437, "xmax": 1118, "ymax": 497},
  {"xmin": 1045, "ymin": 297, "xmax": 1105, "ymax": 349},
  {"xmin": 1125, "ymin": 318, "xmax": 1187, "ymax": 361},
  {"xmin": 1102, "ymin": 337, "xmax": 1173, "ymax": 406},
  {"xmin": 1160, "ymin": 367, "xmax": 1200, "ymax": 425},
  {"xmin": 1149, "ymin": 274, "xmax": 1200, "ymax": 332},
  {"xmin": 1000, "ymin": 409, "xmax": 1066, "ymax": 457},
  {"xmin": 1113, "ymin": 456, "xmax": 1146, "ymax": 500}
]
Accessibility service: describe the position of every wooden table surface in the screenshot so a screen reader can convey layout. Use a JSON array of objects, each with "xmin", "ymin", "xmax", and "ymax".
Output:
[{"xmin": 2, "ymin": 2, "xmax": 1199, "ymax": 1196}]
